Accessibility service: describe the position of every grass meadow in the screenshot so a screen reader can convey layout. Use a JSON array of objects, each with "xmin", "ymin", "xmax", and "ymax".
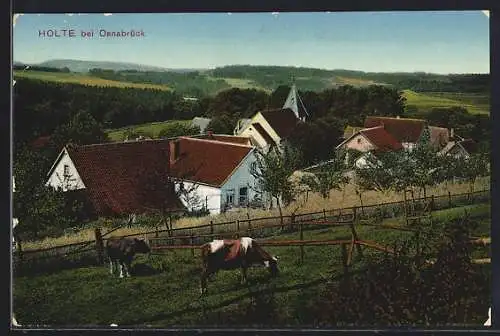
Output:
[
  {"xmin": 13, "ymin": 201, "xmax": 490, "ymax": 327},
  {"xmin": 105, "ymin": 120, "xmax": 192, "ymax": 141},
  {"xmin": 402, "ymin": 90, "xmax": 490, "ymax": 115}
]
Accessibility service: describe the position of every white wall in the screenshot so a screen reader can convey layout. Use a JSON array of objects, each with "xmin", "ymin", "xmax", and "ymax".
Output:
[
  {"xmin": 46, "ymin": 150, "xmax": 86, "ymax": 191},
  {"xmin": 220, "ymin": 150, "xmax": 261, "ymax": 210},
  {"xmin": 175, "ymin": 181, "xmax": 221, "ymax": 215}
]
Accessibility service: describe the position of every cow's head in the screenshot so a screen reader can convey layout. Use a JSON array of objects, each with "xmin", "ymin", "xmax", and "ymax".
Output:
[
  {"xmin": 265, "ymin": 256, "xmax": 279, "ymax": 277},
  {"xmin": 134, "ymin": 238, "xmax": 151, "ymax": 254}
]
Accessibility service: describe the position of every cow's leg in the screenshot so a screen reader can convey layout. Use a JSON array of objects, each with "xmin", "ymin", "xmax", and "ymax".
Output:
[
  {"xmin": 108, "ymin": 258, "xmax": 115, "ymax": 275},
  {"xmin": 240, "ymin": 266, "xmax": 248, "ymax": 285},
  {"xmin": 119, "ymin": 262, "xmax": 125, "ymax": 278},
  {"xmin": 125, "ymin": 261, "xmax": 132, "ymax": 277}
]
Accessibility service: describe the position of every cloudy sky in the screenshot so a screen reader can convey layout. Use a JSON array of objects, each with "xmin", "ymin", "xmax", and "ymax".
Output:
[{"xmin": 13, "ymin": 11, "xmax": 490, "ymax": 73}]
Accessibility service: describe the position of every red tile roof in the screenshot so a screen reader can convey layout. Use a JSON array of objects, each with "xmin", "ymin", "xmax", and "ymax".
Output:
[
  {"xmin": 251, "ymin": 123, "xmax": 276, "ymax": 147},
  {"xmin": 64, "ymin": 140, "xmax": 185, "ymax": 217},
  {"xmin": 359, "ymin": 126, "xmax": 403, "ymax": 152},
  {"xmin": 364, "ymin": 116, "xmax": 426, "ymax": 143},
  {"xmin": 459, "ymin": 139, "xmax": 478, "ymax": 154},
  {"xmin": 169, "ymin": 137, "xmax": 253, "ymax": 187},
  {"xmin": 196, "ymin": 134, "xmax": 252, "ymax": 146},
  {"xmin": 260, "ymin": 108, "xmax": 299, "ymax": 139}
]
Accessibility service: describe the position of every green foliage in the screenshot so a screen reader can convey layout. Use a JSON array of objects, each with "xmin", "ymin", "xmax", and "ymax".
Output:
[
  {"xmin": 206, "ymin": 88, "xmax": 270, "ymax": 119},
  {"xmin": 453, "ymin": 152, "xmax": 490, "ymax": 193},
  {"xmin": 313, "ymin": 216, "xmax": 490, "ymax": 326},
  {"xmin": 157, "ymin": 123, "xmax": 200, "ymax": 139},
  {"xmin": 301, "ymin": 151, "xmax": 350, "ymax": 199},
  {"xmin": 288, "ymin": 116, "xmax": 345, "ymax": 167},
  {"xmin": 250, "ymin": 146, "xmax": 302, "ymax": 209},
  {"xmin": 88, "ymin": 68, "xmax": 230, "ymax": 96},
  {"xmin": 206, "ymin": 115, "xmax": 236, "ymax": 134}
]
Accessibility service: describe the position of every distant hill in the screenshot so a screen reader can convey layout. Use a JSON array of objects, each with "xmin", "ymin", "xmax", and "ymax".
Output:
[{"xmin": 17, "ymin": 59, "xmax": 208, "ymax": 73}]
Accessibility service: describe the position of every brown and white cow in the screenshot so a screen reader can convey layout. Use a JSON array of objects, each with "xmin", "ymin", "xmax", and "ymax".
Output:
[
  {"xmin": 106, "ymin": 237, "xmax": 151, "ymax": 278},
  {"xmin": 200, "ymin": 237, "xmax": 279, "ymax": 294}
]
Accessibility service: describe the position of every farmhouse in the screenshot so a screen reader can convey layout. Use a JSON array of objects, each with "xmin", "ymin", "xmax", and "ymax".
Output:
[
  {"xmin": 234, "ymin": 84, "xmax": 308, "ymax": 153},
  {"xmin": 338, "ymin": 116, "xmax": 450, "ymax": 168},
  {"xmin": 46, "ymin": 136, "xmax": 264, "ymax": 217},
  {"xmin": 45, "ymin": 140, "xmax": 185, "ymax": 218},
  {"xmin": 168, "ymin": 137, "xmax": 262, "ymax": 214},
  {"xmin": 439, "ymin": 138, "xmax": 478, "ymax": 159}
]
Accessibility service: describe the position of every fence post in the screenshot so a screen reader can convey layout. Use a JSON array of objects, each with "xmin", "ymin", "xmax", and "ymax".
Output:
[
  {"xmin": 299, "ymin": 221, "xmax": 304, "ymax": 263},
  {"xmin": 247, "ymin": 214, "xmax": 252, "ymax": 234},
  {"xmin": 323, "ymin": 208, "xmax": 327, "ymax": 221},
  {"xmin": 190, "ymin": 233, "xmax": 195, "ymax": 257},
  {"xmin": 290, "ymin": 213, "xmax": 295, "ymax": 232},
  {"xmin": 95, "ymin": 227, "xmax": 104, "ymax": 264},
  {"xmin": 350, "ymin": 212, "xmax": 363, "ymax": 259},
  {"xmin": 210, "ymin": 221, "xmax": 214, "ymax": 237},
  {"xmin": 155, "ymin": 226, "xmax": 159, "ymax": 238},
  {"xmin": 431, "ymin": 195, "xmax": 435, "ymax": 211},
  {"xmin": 341, "ymin": 243, "xmax": 348, "ymax": 275}
]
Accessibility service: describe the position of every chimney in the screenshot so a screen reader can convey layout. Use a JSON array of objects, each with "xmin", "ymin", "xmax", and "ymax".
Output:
[{"xmin": 169, "ymin": 140, "xmax": 180, "ymax": 164}]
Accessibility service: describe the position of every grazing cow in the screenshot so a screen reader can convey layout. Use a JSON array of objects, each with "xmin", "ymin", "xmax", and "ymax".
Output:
[
  {"xmin": 106, "ymin": 237, "xmax": 151, "ymax": 278},
  {"xmin": 200, "ymin": 237, "xmax": 279, "ymax": 294}
]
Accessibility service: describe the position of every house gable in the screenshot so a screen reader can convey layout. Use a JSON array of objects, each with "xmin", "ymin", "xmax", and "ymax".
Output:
[{"xmin": 46, "ymin": 148, "xmax": 86, "ymax": 191}]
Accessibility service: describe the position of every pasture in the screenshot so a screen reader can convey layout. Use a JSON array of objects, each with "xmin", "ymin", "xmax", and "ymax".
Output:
[
  {"xmin": 105, "ymin": 120, "xmax": 192, "ymax": 141},
  {"xmin": 13, "ymin": 71, "xmax": 172, "ymax": 91},
  {"xmin": 13, "ymin": 202, "xmax": 490, "ymax": 327},
  {"xmin": 402, "ymin": 90, "xmax": 490, "ymax": 115}
]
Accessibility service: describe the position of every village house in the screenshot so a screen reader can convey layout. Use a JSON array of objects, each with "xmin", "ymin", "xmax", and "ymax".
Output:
[
  {"xmin": 234, "ymin": 84, "xmax": 308, "ymax": 153},
  {"xmin": 439, "ymin": 138, "xmax": 478, "ymax": 159},
  {"xmin": 337, "ymin": 116, "xmax": 451, "ymax": 168},
  {"xmin": 46, "ymin": 136, "xmax": 264, "ymax": 217}
]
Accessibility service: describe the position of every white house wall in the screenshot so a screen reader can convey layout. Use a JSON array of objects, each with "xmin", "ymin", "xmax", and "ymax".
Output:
[
  {"xmin": 220, "ymin": 151, "xmax": 260, "ymax": 210},
  {"xmin": 175, "ymin": 182, "xmax": 221, "ymax": 215},
  {"xmin": 46, "ymin": 150, "xmax": 86, "ymax": 191},
  {"xmin": 252, "ymin": 113, "xmax": 282, "ymax": 144}
]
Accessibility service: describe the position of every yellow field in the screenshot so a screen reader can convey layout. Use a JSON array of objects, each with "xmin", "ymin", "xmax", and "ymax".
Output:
[{"xmin": 13, "ymin": 70, "xmax": 172, "ymax": 91}]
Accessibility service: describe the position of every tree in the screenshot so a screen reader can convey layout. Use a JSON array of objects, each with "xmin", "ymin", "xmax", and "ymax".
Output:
[
  {"xmin": 300, "ymin": 150, "xmax": 350, "ymax": 199},
  {"xmin": 51, "ymin": 109, "xmax": 108, "ymax": 149},
  {"xmin": 249, "ymin": 146, "xmax": 302, "ymax": 222},
  {"xmin": 157, "ymin": 123, "xmax": 200, "ymax": 139},
  {"xmin": 288, "ymin": 116, "xmax": 345, "ymax": 167},
  {"xmin": 454, "ymin": 152, "xmax": 489, "ymax": 194},
  {"xmin": 206, "ymin": 115, "xmax": 236, "ymax": 134}
]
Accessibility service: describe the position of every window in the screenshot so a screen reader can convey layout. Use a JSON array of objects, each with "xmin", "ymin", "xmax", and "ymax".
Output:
[
  {"xmin": 226, "ymin": 189, "xmax": 235, "ymax": 206},
  {"xmin": 239, "ymin": 187, "xmax": 248, "ymax": 205},
  {"xmin": 63, "ymin": 164, "xmax": 70, "ymax": 177}
]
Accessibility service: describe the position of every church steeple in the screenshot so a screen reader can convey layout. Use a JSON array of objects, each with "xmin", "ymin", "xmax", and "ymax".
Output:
[{"xmin": 282, "ymin": 77, "xmax": 309, "ymax": 122}]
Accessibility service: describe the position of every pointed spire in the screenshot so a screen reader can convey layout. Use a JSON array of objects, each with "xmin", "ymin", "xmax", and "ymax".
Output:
[{"xmin": 282, "ymin": 77, "xmax": 309, "ymax": 122}]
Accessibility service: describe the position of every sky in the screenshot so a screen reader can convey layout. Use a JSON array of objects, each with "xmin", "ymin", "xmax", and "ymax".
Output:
[{"xmin": 12, "ymin": 11, "xmax": 490, "ymax": 74}]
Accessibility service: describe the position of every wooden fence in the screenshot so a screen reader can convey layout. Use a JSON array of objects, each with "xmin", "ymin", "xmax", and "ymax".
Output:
[{"xmin": 12, "ymin": 188, "xmax": 490, "ymax": 275}]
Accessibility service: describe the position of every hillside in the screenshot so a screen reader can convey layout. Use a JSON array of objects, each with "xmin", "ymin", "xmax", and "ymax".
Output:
[{"xmin": 13, "ymin": 70, "xmax": 172, "ymax": 91}]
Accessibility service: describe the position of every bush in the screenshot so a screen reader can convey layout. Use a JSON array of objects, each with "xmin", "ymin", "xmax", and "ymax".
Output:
[{"xmin": 312, "ymin": 216, "xmax": 490, "ymax": 326}]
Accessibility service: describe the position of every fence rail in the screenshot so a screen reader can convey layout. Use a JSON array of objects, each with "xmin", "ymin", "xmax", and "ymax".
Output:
[{"xmin": 13, "ymin": 188, "xmax": 490, "ymax": 275}]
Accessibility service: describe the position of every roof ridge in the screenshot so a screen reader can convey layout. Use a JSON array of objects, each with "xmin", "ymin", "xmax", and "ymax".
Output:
[
  {"xmin": 367, "ymin": 116, "xmax": 425, "ymax": 122},
  {"xmin": 177, "ymin": 136, "xmax": 254, "ymax": 148}
]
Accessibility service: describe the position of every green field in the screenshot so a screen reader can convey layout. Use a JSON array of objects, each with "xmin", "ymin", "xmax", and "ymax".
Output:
[
  {"xmin": 13, "ymin": 203, "xmax": 490, "ymax": 327},
  {"xmin": 402, "ymin": 90, "xmax": 490, "ymax": 115},
  {"xmin": 106, "ymin": 120, "xmax": 192, "ymax": 141},
  {"xmin": 14, "ymin": 71, "xmax": 172, "ymax": 91}
]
